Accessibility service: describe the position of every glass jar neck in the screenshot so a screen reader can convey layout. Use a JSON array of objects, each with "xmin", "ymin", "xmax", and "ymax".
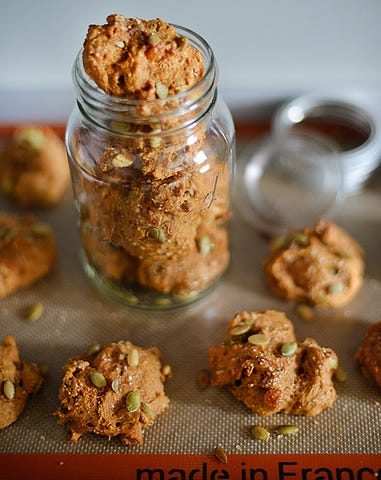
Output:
[{"xmin": 72, "ymin": 25, "xmax": 218, "ymax": 135}]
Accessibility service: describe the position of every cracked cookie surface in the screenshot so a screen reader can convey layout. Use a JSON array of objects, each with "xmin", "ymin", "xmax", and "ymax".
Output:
[
  {"xmin": 355, "ymin": 321, "xmax": 381, "ymax": 389},
  {"xmin": 209, "ymin": 310, "xmax": 338, "ymax": 416},
  {"xmin": 55, "ymin": 340, "xmax": 170, "ymax": 445},
  {"xmin": 264, "ymin": 219, "xmax": 364, "ymax": 307},
  {"xmin": 0, "ymin": 336, "xmax": 43, "ymax": 429},
  {"xmin": 0, "ymin": 213, "xmax": 57, "ymax": 299},
  {"xmin": 83, "ymin": 14, "xmax": 204, "ymax": 99},
  {"xmin": 0, "ymin": 126, "xmax": 69, "ymax": 207}
]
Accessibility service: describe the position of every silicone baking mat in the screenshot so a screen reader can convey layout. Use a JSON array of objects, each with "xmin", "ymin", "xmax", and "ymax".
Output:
[{"xmin": 0, "ymin": 125, "xmax": 380, "ymax": 477}]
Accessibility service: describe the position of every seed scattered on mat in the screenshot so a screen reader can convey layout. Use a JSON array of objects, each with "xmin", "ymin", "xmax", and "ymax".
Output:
[
  {"xmin": 197, "ymin": 369, "xmax": 210, "ymax": 390},
  {"xmin": 251, "ymin": 425, "xmax": 270, "ymax": 441},
  {"xmin": 274, "ymin": 424, "xmax": 299, "ymax": 435},
  {"xmin": 161, "ymin": 364, "xmax": 172, "ymax": 377},
  {"xmin": 296, "ymin": 303, "xmax": 314, "ymax": 322},
  {"xmin": 214, "ymin": 446, "xmax": 228, "ymax": 463},
  {"xmin": 25, "ymin": 302, "xmax": 44, "ymax": 322},
  {"xmin": 334, "ymin": 366, "xmax": 347, "ymax": 382}
]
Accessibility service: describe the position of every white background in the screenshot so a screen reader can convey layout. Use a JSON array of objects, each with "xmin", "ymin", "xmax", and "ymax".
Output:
[{"xmin": 0, "ymin": 0, "xmax": 380, "ymax": 122}]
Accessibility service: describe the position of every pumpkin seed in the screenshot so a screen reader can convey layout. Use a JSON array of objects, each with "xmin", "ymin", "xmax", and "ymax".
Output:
[
  {"xmin": 150, "ymin": 136, "xmax": 161, "ymax": 148},
  {"xmin": 111, "ymin": 153, "xmax": 134, "ymax": 168},
  {"xmin": 293, "ymin": 233, "xmax": 309, "ymax": 245},
  {"xmin": 15, "ymin": 128, "xmax": 45, "ymax": 151},
  {"xmin": 30, "ymin": 223, "xmax": 52, "ymax": 237},
  {"xmin": 281, "ymin": 342, "xmax": 298, "ymax": 356},
  {"xmin": 328, "ymin": 282, "xmax": 346, "ymax": 294},
  {"xmin": 90, "ymin": 371, "xmax": 107, "ymax": 388},
  {"xmin": 230, "ymin": 318, "xmax": 256, "ymax": 336},
  {"xmin": 3, "ymin": 380, "xmax": 15, "ymax": 400},
  {"xmin": 156, "ymin": 82, "xmax": 169, "ymax": 99},
  {"xmin": 155, "ymin": 297, "xmax": 171, "ymax": 306},
  {"xmin": 146, "ymin": 226, "xmax": 166, "ymax": 244},
  {"xmin": 248, "ymin": 334, "xmax": 270, "ymax": 346},
  {"xmin": 274, "ymin": 424, "xmax": 299, "ymax": 435},
  {"xmin": 111, "ymin": 378, "xmax": 120, "ymax": 393},
  {"xmin": 334, "ymin": 366, "xmax": 347, "ymax": 382},
  {"xmin": 272, "ymin": 235, "xmax": 286, "ymax": 249},
  {"xmin": 161, "ymin": 364, "xmax": 172, "ymax": 377},
  {"xmin": 128, "ymin": 348, "xmax": 139, "ymax": 367},
  {"xmin": 197, "ymin": 234, "xmax": 213, "ymax": 256},
  {"xmin": 115, "ymin": 40, "xmax": 125, "ymax": 48},
  {"xmin": 296, "ymin": 303, "xmax": 314, "ymax": 322},
  {"xmin": 87, "ymin": 343, "xmax": 101, "ymax": 356},
  {"xmin": 230, "ymin": 324, "xmax": 252, "ymax": 336},
  {"xmin": 126, "ymin": 391, "xmax": 141, "ymax": 412},
  {"xmin": 214, "ymin": 446, "xmax": 228, "ymax": 464},
  {"xmin": 197, "ymin": 369, "xmax": 210, "ymax": 390},
  {"xmin": 25, "ymin": 302, "xmax": 44, "ymax": 322},
  {"xmin": 251, "ymin": 425, "xmax": 270, "ymax": 441},
  {"xmin": 142, "ymin": 402, "xmax": 153, "ymax": 418},
  {"xmin": 329, "ymin": 357, "xmax": 338, "ymax": 370},
  {"xmin": 148, "ymin": 33, "xmax": 161, "ymax": 46}
]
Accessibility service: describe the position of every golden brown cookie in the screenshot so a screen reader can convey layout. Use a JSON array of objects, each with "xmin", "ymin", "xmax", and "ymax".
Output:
[
  {"xmin": 54, "ymin": 340, "xmax": 170, "ymax": 445},
  {"xmin": 0, "ymin": 336, "xmax": 44, "ymax": 429},
  {"xmin": 83, "ymin": 14, "xmax": 204, "ymax": 100},
  {"xmin": 264, "ymin": 219, "xmax": 364, "ymax": 307},
  {"xmin": 0, "ymin": 126, "xmax": 70, "ymax": 207},
  {"xmin": 354, "ymin": 321, "xmax": 381, "ymax": 389},
  {"xmin": 208, "ymin": 310, "xmax": 338, "ymax": 416},
  {"xmin": 0, "ymin": 213, "xmax": 57, "ymax": 298}
]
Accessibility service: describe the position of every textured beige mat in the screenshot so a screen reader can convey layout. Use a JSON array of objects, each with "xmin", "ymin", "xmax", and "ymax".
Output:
[{"xmin": 0, "ymin": 142, "xmax": 380, "ymax": 455}]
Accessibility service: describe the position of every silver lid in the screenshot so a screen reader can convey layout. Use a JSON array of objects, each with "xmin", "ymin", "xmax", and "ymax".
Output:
[{"xmin": 272, "ymin": 94, "xmax": 381, "ymax": 195}]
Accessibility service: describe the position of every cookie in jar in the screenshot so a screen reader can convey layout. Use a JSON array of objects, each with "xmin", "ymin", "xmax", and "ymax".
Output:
[{"xmin": 66, "ymin": 14, "xmax": 235, "ymax": 308}]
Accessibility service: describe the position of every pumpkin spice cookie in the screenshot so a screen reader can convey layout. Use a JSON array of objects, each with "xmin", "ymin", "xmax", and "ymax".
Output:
[
  {"xmin": 264, "ymin": 219, "xmax": 364, "ymax": 307},
  {"xmin": 0, "ymin": 126, "xmax": 70, "ymax": 207},
  {"xmin": 54, "ymin": 340, "xmax": 171, "ymax": 445},
  {"xmin": 0, "ymin": 336, "xmax": 44, "ymax": 429},
  {"xmin": 354, "ymin": 321, "xmax": 381, "ymax": 389},
  {"xmin": 208, "ymin": 310, "xmax": 338, "ymax": 416},
  {"xmin": 0, "ymin": 213, "xmax": 57, "ymax": 299}
]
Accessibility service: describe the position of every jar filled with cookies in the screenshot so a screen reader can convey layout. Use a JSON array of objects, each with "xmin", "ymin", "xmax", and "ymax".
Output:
[{"xmin": 66, "ymin": 15, "xmax": 235, "ymax": 308}]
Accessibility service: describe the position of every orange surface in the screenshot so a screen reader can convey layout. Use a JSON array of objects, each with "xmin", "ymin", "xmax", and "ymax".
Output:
[{"xmin": 1, "ymin": 453, "xmax": 380, "ymax": 479}]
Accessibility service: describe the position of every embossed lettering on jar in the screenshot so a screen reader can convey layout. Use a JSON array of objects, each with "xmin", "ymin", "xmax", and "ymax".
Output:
[{"xmin": 66, "ymin": 20, "xmax": 235, "ymax": 308}]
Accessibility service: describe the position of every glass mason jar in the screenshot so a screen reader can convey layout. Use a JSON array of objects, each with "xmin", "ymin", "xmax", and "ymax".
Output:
[{"xmin": 66, "ymin": 25, "xmax": 235, "ymax": 309}]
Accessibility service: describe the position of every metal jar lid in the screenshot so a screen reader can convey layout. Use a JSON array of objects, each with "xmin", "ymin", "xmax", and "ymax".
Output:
[{"xmin": 272, "ymin": 94, "xmax": 381, "ymax": 195}]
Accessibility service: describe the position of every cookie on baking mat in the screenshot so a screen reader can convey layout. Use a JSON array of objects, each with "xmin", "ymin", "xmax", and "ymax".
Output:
[
  {"xmin": 264, "ymin": 219, "xmax": 364, "ymax": 307},
  {"xmin": 0, "ymin": 336, "xmax": 44, "ymax": 429},
  {"xmin": 0, "ymin": 126, "xmax": 69, "ymax": 207},
  {"xmin": 209, "ymin": 310, "xmax": 338, "ymax": 416},
  {"xmin": 355, "ymin": 321, "xmax": 381, "ymax": 389},
  {"xmin": 0, "ymin": 213, "xmax": 57, "ymax": 299},
  {"xmin": 54, "ymin": 340, "xmax": 170, "ymax": 445}
]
